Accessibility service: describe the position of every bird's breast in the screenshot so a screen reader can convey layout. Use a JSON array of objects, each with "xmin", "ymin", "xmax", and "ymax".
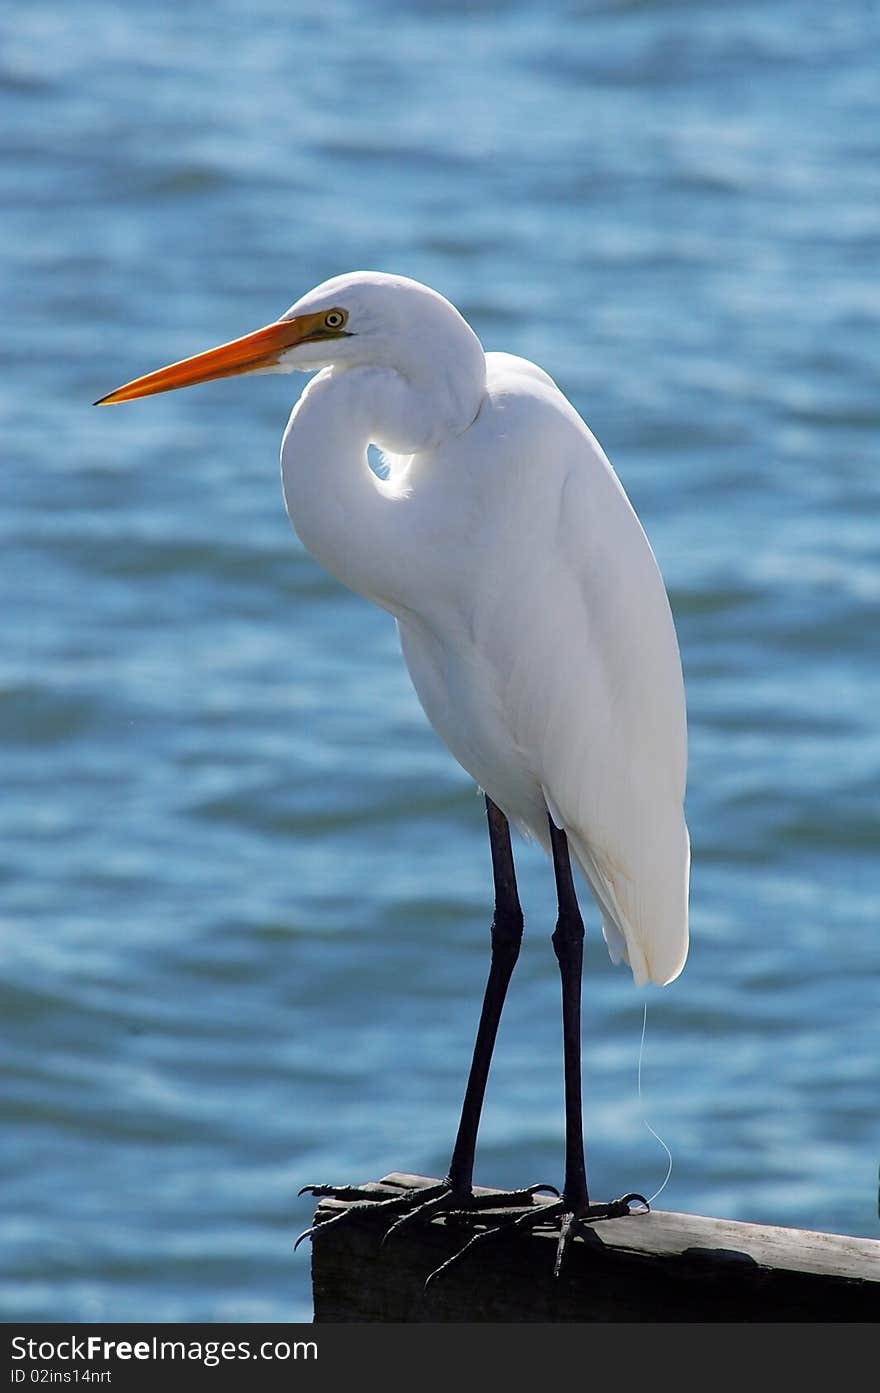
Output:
[{"xmin": 395, "ymin": 611, "xmax": 549, "ymax": 835}]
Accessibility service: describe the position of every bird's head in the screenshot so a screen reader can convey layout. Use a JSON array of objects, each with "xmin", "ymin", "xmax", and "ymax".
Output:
[{"xmin": 95, "ymin": 271, "xmax": 484, "ymax": 408}]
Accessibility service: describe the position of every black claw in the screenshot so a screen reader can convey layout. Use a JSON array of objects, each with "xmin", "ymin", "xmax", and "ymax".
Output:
[
  {"xmin": 425, "ymin": 1226, "xmax": 499, "ymax": 1289},
  {"xmin": 298, "ymin": 1182, "xmax": 396, "ymax": 1201},
  {"xmin": 295, "ymin": 1206, "xmax": 356, "ymax": 1246},
  {"xmin": 616, "ymin": 1191, "xmax": 650, "ymax": 1214},
  {"xmin": 581, "ymin": 1191, "xmax": 650, "ymax": 1219},
  {"xmin": 294, "ymin": 1196, "xmax": 394, "ymax": 1250}
]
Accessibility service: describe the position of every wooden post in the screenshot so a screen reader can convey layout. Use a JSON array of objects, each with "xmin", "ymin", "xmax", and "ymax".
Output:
[{"xmin": 309, "ymin": 1173, "xmax": 880, "ymax": 1322}]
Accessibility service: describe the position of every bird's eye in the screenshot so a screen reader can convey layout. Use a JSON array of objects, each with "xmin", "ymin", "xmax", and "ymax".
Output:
[{"xmin": 324, "ymin": 309, "xmax": 347, "ymax": 330}]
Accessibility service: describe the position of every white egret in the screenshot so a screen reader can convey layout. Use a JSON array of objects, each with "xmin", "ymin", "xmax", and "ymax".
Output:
[{"xmin": 97, "ymin": 271, "xmax": 689, "ymax": 1274}]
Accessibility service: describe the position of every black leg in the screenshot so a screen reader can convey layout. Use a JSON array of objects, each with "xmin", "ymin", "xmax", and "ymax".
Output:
[
  {"xmin": 446, "ymin": 796, "xmax": 524, "ymax": 1196},
  {"xmin": 548, "ymin": 817, "xmax": 590, "ymax": 1215},
  {"xmin": 298, "ymin": 796, "xmax": 552, "ymax": 1252},
  {"xmin": 423, "ymin": 814, "xmax": 648, "ymax": 1286}
]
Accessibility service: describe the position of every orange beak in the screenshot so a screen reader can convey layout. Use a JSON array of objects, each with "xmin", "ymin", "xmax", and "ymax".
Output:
[{"xmin": 94, "ymin": 310, "xmax": 345, "ymax": 406}]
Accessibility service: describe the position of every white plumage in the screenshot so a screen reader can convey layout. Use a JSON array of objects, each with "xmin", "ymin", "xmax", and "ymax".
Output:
[
  {"xmin": 279, "ymin": 276, "xmax": 689, "ymax": 988},
  {"xmin": 98, "ymin": 270, "xmax": 689, "ymax": 988}
]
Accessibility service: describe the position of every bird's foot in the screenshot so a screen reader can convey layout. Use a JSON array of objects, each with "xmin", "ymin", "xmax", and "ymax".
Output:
[
  {"xmin": 378, "ymin": 1179, "xmax": 559, "ymax": 1248},
  {"xmin": 424, "ymin": 1190, "xmax": 650, "ymax": 1287},
  {"xmin": 295, "ymin": 1177, "xmax": 558, "ymax": 1252}
]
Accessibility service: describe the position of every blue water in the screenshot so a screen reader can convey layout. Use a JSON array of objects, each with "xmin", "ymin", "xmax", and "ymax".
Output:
[{"xmin": 2, "ymin": 0, "xmax": 878, "ymax": 1322}]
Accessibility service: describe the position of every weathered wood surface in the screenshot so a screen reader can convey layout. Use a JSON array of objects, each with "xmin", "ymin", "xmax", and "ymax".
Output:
[{"xmin": 310, "ymin": 1173, "xmax": 880, "ymax": 1322}]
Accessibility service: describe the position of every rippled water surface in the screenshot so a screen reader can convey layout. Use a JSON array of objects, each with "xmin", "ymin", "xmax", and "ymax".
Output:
[{"xmin": 2, "ymin": 0, "xmax": 878, "ymax": 1321}]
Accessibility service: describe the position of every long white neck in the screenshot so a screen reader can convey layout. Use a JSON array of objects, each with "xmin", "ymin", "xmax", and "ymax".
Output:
[{"xmin": 280, "ymin": 361, "xmax": 484, "ymax": 614}]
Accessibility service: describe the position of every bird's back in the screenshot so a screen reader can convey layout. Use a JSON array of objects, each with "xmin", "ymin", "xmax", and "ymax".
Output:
[{"xmin": 396, "ymin": 353, "xmax": 689, "ymax": 987}]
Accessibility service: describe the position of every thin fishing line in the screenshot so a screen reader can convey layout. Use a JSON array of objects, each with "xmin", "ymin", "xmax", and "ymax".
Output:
[{"xmin": 638, "ymin": 999, "xmax": 673, "ymax": 1206}]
